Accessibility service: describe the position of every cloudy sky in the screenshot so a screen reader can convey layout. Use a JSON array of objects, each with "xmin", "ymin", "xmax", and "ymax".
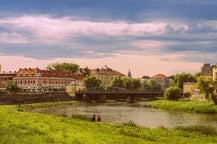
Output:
[{"xmin": 0, "ymin": 0, "xmax": 217, "ymax": 77}]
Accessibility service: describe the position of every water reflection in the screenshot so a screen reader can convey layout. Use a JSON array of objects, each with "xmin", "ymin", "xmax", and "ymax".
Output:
[{"xmin": 35, "ymin": 103, "xmax": 217, "ymax": 129}]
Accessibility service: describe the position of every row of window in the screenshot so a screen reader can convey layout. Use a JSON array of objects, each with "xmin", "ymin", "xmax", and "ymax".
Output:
[{"xmin": 16, "ymin": 79, "xmax": 72, "ymax": 85}]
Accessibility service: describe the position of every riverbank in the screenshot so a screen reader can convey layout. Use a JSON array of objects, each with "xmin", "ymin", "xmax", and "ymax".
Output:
[
  {"xmin": 149, "ymin": 100, "xmax": 217, "ymax": 114},
  {"xmin": 1, "ymin": 104, "xmax": 217, "ymax": 144}
]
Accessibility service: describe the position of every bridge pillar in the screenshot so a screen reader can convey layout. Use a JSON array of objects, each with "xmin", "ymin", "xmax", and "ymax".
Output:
[{"xmin": 127, "ymin": 95, "xmax": 135, "ymax": 103}]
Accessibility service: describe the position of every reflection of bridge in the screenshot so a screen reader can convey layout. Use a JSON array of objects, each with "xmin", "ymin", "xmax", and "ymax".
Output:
[{"xmin": 75, "ymin": 86, "xmax": 164, "ymax": 103}]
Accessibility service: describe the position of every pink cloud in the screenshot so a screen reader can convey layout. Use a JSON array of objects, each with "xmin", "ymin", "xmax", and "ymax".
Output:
[{"xmin": 0, "ymin": 15, "xmax": 189, "ymax": 40}]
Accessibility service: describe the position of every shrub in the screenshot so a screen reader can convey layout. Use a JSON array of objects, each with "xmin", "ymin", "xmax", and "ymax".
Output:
[
  {"xmin": 175, "ymin": 125, "xmax": 217, "ymax": 136},
  {"xmin": 164, "ymin": 86, "xmax": 181, "ymax": 100}
]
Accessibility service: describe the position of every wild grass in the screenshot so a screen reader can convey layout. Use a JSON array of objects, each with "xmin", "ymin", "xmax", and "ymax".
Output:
[
  {"xmin": 1, "ymin": 105, "xmax": 217, "ymax": 144},
  {"xmin": 150, "ymin": 100, "xmax": 217, "ymax": 113}
]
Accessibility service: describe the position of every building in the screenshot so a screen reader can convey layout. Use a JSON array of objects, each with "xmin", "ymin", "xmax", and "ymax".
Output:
[
  {"xmin": 127, "ymin": 69, "xmax": 132, "ymax": 78},
  {"xmin": 0, "ymin": 71, "xmax": 16, "ymax": 93},
  {"xmin": 201, "ymin": 63, "xmax": 213, "ymax": 78},
  {"xmin": 13, "ymin": 68, "xmax": 83, "ymax": 92},
  {"xmin": 213, "ymin": 65, "xmax": 217, "ymax": 80},
  {"xmin": 151, "ymin": 73, "xmax": 171, "ymax": 90},
  {"xmin": 183, "ymin": 82, "xmax": 197, "ymax": 94},
  {"xmin": 90, "ymin": 65, "xmax": 125, "ymax": 86},
  {"xmin": 201, "ymin": 63, "xmax": 217, "ymax": 80}
]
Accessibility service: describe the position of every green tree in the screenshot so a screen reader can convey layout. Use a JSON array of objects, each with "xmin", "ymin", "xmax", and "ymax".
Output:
[
  {"xmin": 110, "ymin": 77, "xmax": 125, "ymax": 88},
  {"xmin": 123, "ymin": 77, "xmax": 133, "ymax": 90},
  {"xmin": 84, "ymin": 75, "xmax": 102, "ymax": 88},
  {"xmin": 197, "ymin": 77, "xmax": 217, "ymax": 104},
  {"xmin": 79, "ymin": 67, "xmax": 91, "ymax": 77},
  {"xmin": 110, "ymin": 77, "xmax": 141, "ymax": 90},
  {"xmin": 131, "ymin": 78, "xmax": 142, "ymax": 90},
  {"xmin": 5, "ymin": 82, "xmax": 20, "ymax": 96},
  {"xmin": 46, "ymin": 62, "xmax": 79, "ymax": 73},
  {"xmin": 164, "ymin": 86, "xmax": 181, "ymax": 100},
  {"xmin": 171, "ymin": 73, "xmax": 196, "ymax": 89},
  {"xmin": 148, "ymin": 79, "xmax": 158, "ymax": 86}
]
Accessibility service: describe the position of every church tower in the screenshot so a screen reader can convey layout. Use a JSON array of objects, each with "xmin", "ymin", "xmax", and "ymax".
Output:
[{"xmin": 127, "ymin": 69, "xmax": 132, "ymax": 78}]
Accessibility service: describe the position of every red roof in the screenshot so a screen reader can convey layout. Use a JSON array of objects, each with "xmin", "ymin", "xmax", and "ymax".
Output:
[
  {"xmin": 16, "ymin": 68, "xmax": 84, "ymax": 80},
  {"xmin": 151, "ymin": 73, "xmax": 167, "ymax": 79}
]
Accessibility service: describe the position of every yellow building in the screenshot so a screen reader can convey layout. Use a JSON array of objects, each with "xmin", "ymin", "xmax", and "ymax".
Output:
[
  {"xmin": 183, "ymin": 82, "xmax": 197, "ymax": 94},
  {"xmin": 213, "ymin": 66, "xmax": 217, "ymax": 80},
  {"xmin": 0, "ymin": 72, "xmax": 16, "ymax": 93},
  {"xmin": 90, "ymin": 66, "xmax": 125, "ymax": 87}
]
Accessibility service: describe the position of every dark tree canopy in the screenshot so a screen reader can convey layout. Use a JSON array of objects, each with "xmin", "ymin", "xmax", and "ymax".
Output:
[
  {"xmin": 5, "ymin": 82, "xmax": 20, "ymax": 96},
  {"xmin": 197, "ymin": 77, "xmax": 217, "ymax": 104},
  {"xmin": 46, "ymin": 62, "xmax": 79, "ymax": 73},
  {"xmin": 164, "ymin": 86, "xmax": 181, "ymax": 101},
  {"xmin": 84, "ymin": 75, "xmax": 102, "ymax": 88},
  {"xmin": 171, "ymin": 72, "xmax": 196, "ymax": 89},
  {"xmin": 110, "ymin": 77, "xmax": 141, "ymax": 90}
]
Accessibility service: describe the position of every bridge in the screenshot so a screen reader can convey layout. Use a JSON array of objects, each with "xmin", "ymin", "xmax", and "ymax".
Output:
[{"xmin": 75, "ymin": 86, "xmax": 164, "ymax": 103}]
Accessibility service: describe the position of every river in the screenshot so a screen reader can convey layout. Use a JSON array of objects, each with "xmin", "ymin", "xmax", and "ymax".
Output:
[{"xmin": 34, "ymin": 102, "xmax": 217, "ymax": 129}]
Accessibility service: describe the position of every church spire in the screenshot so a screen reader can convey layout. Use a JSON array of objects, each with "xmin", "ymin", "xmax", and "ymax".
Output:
[{"xmin": 127, "ymin": 69, "xmax": 132, "ymax": 78}]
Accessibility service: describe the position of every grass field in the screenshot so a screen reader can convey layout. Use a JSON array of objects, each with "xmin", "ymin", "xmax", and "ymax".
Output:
[
  {"xmin": 1, "ymin": 104, "xmax": 217, "ymax": 144},
  {"xmin": 150, "ymin": 100, "xmax": 217, "ymax": 114}
]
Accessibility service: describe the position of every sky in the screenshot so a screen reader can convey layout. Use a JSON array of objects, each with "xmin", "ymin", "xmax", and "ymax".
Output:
[{"xmin": 0, "ymin": 0, "xmax": 217, "ymax": 78}]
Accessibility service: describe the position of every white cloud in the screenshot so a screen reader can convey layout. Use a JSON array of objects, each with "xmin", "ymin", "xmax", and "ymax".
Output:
[
  {"xmin": 0, "ymin": 32, "xmax": 30, "ymax": 44},
  {"xmin": 0, "ymin": 15, "xmax": 189, "ymax": 39}
]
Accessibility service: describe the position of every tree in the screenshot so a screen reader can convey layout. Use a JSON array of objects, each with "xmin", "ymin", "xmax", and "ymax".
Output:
[
  {"xmin": 110, "ymin": 77, "xmax": 125, "ymax": 88},
  {"xmin": 110, "ymin": 77, "xmax": 142, "ymax": 90},
  {"xmin": 84, "ymin": 75, "xmax": 102, "ymax": 88},
  {"xmin": 79, "ymin": 67, "xmax": 91, "ymax": 77},
  {"xmin": 5, "ymin": 82, "xmax": 20, "ymax": 96},
  {"xmin": 131, "ymin": 79, "xmax": 142, "ymax": 90},
  {"xmin": 46, "ymin": 62, "xmax": 79, "ymax": 73},
  {"xmin": 148, "ymin": 79, "xmax": 158, "ymax": 87},
  {"xmin": 164, "ymin": 86, "xmax": 181, "ymax": 100},
  {"xmin": 197, "ymin": 77, "xmax": 217, "ymax": 104},
  {"xmin": 171, "ymin": 73, "xmax": 196, "ymax": 89}
]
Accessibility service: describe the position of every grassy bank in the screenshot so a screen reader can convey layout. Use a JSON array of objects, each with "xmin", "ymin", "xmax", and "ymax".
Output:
[
  {"xmin": 1, "ymin": 105, "xmax": 217, "ymax": 144},
  {"xmin": 150, "ymin": 100, "xmax": 217, "ymax": 114}
]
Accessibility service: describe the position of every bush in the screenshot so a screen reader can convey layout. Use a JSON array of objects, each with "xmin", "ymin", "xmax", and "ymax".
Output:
[
  {"xmin": 164, "ymin": 86, "xmax": 181, "ymax": 100},
  {"xmin": 175, "ymin": 125, "xmax": 217, "ymax": 136}
]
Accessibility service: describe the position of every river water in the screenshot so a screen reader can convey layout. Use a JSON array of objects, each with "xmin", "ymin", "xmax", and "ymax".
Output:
[{"xmin": 35, "ymin": 102, "xmax": 217, "ymax": 129}]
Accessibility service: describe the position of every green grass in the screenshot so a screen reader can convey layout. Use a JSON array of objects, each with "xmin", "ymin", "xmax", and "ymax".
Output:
[
  {"xmin": 150, "ymin": 100, "xmax": 217, "ymax": 113},
  {"xmin": 1, "ymin": 105, "xmax": 217, "ymax": 144}
]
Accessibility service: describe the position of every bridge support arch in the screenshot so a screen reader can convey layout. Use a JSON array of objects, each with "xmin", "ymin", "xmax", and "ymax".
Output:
[{"xmin": 127, "ymin": 95, "xmax": 135, "ymax": 103}]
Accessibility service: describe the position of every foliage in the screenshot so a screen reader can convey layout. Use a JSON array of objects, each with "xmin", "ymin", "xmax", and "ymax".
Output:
[
  {"xmin": 164, "ymin": 86, "xmax": 181, "ymax": 100},
  {"xmin": 84, "ymin": 75, "xmax": 102, "ymax": 88},
  {"xmin": 171, "ymin": 72, "xmax": 197, "ymax": 89},
  {"xmin": 142, "ymin": 75, "xmax": 150, "ymax": 79},
  {"xmin": 197, "ymin": 77, "xmax": 217, "ymax": 105},
  {"xmin": 110, "ymin": 77, "xmax": 141, "ymax": 90},
  {"xmin": 5, "ymin": 82, "xmax": 20, "ymax": 96},
  {"xmin": 110, "ymin": 76, "xmax": 125, "ymax": 88},
  {"xmin": 150, "ymin": 100, "xmax": 217, "ymax": 114},
  {"xmin": 148, "ymin": 79, "xmax": 158, "ymax": 86},
  {"xmin": 79, "ymin": 66, "xmax": 91, "ymax": 77},
  {"xmin": 175, "ymin": 125, "xmax": 217, "ymax": 136},
  {"xmin": 46, "ymin": 62, "xmax": 79, "ymax": 73},
  {"xmin": 1, "ymin": 105, "xmax": 217, "ymax": 144}
]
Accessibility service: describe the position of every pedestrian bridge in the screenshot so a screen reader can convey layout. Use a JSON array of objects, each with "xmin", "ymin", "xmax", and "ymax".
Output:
[{"xmin": 75, "ymin": 86, "xmax": 164, "ymax": 103}]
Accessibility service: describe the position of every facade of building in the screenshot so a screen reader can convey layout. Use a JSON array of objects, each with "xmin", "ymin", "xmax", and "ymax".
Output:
[
  {"xmin": 201, "ymin": 63, "xmax": 213, "ymax": 79},
  {"xmin": 201, "ymin": 63, "xmax": 217, "ymax": 80},
  {"xmin": 13, "ymin": 68, "xmax": 84, "ymax": 92},
  {"xmin": 0, "ymin": 72, "xmax": 16, "ymax": 93},
  {"xmin": 213, "ymin": 65, "xmax": 217, "ymax": 80},
  {"xmin": 90, "ymin": 66, "xmax": 125, "ymax": 86},
  {"xmin": 183, "ymin": 82, "xmax": 197, "ymax": 94},
  {"xmin": 151, "ymin": 73, "xmax": 171, "ymax": 90}
]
